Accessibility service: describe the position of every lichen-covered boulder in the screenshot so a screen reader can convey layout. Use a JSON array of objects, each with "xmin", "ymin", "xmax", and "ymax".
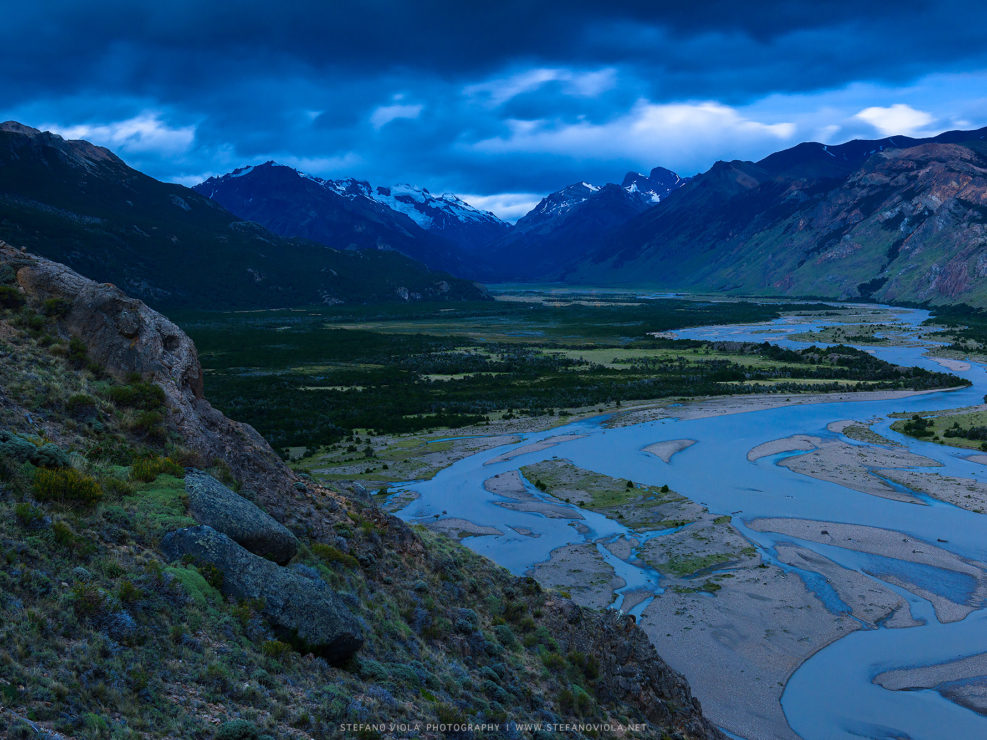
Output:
[
  {"xmin": 185, "ymin": 470, "xmax": 298, "ymax": 564},
  {"xmin": 160, "ymin": 525, "xmax": 364, "ymax": 663}
]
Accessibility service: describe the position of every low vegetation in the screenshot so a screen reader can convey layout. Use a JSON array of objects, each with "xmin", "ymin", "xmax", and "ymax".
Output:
[
  {"xmin": 176, "ymin": 297, "xmax": 964, "ymax": 455},
  {"xmin": 892, "ymin": 407, "xmax": 987, "ymax": 450},
  {"xmin": 0, "ymin": 290, "xmax": 693, "ymax": 738}
]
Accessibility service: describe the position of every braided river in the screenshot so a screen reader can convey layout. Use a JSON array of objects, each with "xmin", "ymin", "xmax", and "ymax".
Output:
[{"xmin": 395, "ymin": 304, "xmax": 987, "ymax": 739}]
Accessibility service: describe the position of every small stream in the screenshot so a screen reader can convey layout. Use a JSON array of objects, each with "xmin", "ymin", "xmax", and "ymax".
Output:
[{"xmin": 393, "ymin": 303, "xmax": 987, "ymax": 739}]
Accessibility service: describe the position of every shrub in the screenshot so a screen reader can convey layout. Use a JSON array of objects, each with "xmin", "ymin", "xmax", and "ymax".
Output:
[
  {"xmin": 572, "ymin": 685, "xmax": 594, "ymax": 714},
  {"xmin": 52, "ymin": 519, "xmax": 92, "ymax": 554},
  {"xmin": 32, "ymin": 442, "xmax": 70, "ymax": 468},
  {"xmin": 0, "ymin": 431, "xmax": 65, "ymax": 469},
  {"xmin": 493, "ymin": 623, "xmax": 518, "ymax": 649},
  {"xmin": 541, "ymin": 651, "xmax": 566, "ymax": 671},
  {"xmin": 102, "ymin": 476, "xmax": 135, "ymax": 496},
  {"xmin": 129, "ymin": 410, "xmax": 167, "ymax": 442},
  {"xmin": 311, "ymin": 542, "xmax": 359, "ymax": 569},
  {"xmin": 130, "ymin": 455, "xmax": 184, "ymax": 482},
  {"xmin": 14, "ymin": 501, "xmax": 44, "ymax": 526},
  {"xmin": 33, "ymin": 467, "xmax": 103, "ymax": 506},
  {"xmin": 104, "ymin": 378, "xmax": 165, "ymax": 410},
  {"xmin": 261, "ymin": 639, "xmax": 292, "ymax": 658},
  {"xmin": 67, "ymin": 337, "xmax": 88, "ymax": 369},
  {"xmin": 0, "ymin": 285, "xmax": 25, "ymax": 309},
  {"xmin": 118, "ymin": 580, "xmax": 142, "ymax": 603},
  {"xmin": 71, "ymin": 583, "xmax": 107, "ymax": 619},
  {"xmin": 195, "ymin": 562, "xmax": 224, "ymax": 590},
  {"xmin": 41, "ymin": 297, "xmax": 71, "ymax": 317}
]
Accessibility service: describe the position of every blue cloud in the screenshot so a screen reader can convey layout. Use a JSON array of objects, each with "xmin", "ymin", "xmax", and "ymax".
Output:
[{"xmin": 4, "ymin": 1, "xmax": 987, "ymax": 216}]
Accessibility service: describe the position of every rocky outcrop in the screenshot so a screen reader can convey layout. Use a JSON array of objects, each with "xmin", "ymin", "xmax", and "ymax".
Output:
[
  {"xmin": 185, "ymin": 470, "xmax": 298, "ymax": 564},
  {"xmin": 1, "ymin": 242, "xmax": 297, "ymax": 504},
  {"xmin": 160, "ymin": 525, "xmax": 364, "ymax": 663}
]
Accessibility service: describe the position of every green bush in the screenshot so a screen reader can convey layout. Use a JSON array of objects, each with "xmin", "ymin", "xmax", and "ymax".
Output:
[
  {"xmin": 102, "ymin": 476, "xmax": 136, "ymax": 496},
  {"xmin": 32, "ymin": 442, "xmax": 71, "ymax": 468},
  {"xmin": 14, "ymin": 501, "xmax": 44, "ymax": 526},
  {"xmin": 0, "ymin": 431, "xmax": 66, "ymax": 468},
  {"xmin": 67, "ymin": 337, "xmax": 89, "ymax": 369},
  {"xmin": 0, "ymin": 430, "xmax": 37, "ymax": 463},
  {"xmin": 104, "ymin": 378, "xmax": 165, "ymax": 411},
  {"xmin": 41, "ymin": 297, "xmax": 71, "ymax": 317},
  {"xmin": 128, "ymin": 410, "xmax": 167, "ymax": 442},
  {"xmin": 33, "ymin": 467, "xmax": 103, "ymax": 506},
  {"xmin": 52, "ymin": 519, "xmax": 92, "ymax": 554},
  {"xmin": 261, "ymin": 639, "xmax": 292, "ymax": 658},
  {"xmin": 541, "ymin": 651, "xmax": 566, "ymax": 671},
  {"xmin": 195, "ymin": 562, "xmax": 224, "ymax": 590},
  {"xmin": 130, "ymin": 456, "xmax": 184, "ymax": 482},
  {"xmin": 0, "ymin": 285, "xmax": 25, "ymax": 309},
  {"xmin": 118, "ymin": 580, "xmax": 142, "ymax": 603},
  {"xmin": 311, "ymin": 541, "xmax": 359, "ymax": 569}
]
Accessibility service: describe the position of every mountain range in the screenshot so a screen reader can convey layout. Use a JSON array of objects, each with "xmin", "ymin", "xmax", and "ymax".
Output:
[
  {"xmin": 5, "ymin": 118, "xmax": 987, "ymax": 307},
  {"xmin": 0, "ymin": 122, "xmax": 487, "ymax": 310},
  {"xmin": 574, "ymin": 127, "xmax": 987, "ymax": 306},
  {"xmin": 193, "ymin": 162, "xmax": 509, "ymax": 274},
  {"xmin": 196, "ymin": 162, "xmax": 687, "ymax": 281}
]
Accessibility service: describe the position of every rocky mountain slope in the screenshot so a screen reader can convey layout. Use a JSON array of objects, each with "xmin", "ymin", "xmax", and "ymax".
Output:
[
  {"xmin": 466, "ymin": 167, "xmax": 687, "ymax": 280},
  {"xmin": 0, "ymin": 122, "xmax": 487, "ymax": 310},
  {"xmin": 194, "ymin": 163, "xmax": 508, "ymax": 273},
  {"xmin": 0, "ymin": 242, "xmax": 722, "ymax": 738},
  {"xmin": 570, "ymin": 127, "xmax": 987, "ymax": 306}
]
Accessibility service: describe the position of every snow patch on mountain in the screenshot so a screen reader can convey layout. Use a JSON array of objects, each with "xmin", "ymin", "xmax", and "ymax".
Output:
[{"xmin": 202, "ymin": 162, "xmax": 507, "ymax": 232}]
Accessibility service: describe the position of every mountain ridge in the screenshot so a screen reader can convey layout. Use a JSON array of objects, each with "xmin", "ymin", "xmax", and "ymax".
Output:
[
  {"xmin": 194, "ymin": 162, "xmax": 509, "ymax": 272},
  {"xmin": 0, "ymin": 122, "xmax": 488, "ymax": 309},
  {"xmin": 562, "ymin": 126, "xmax": 987, "ymax": 305}
]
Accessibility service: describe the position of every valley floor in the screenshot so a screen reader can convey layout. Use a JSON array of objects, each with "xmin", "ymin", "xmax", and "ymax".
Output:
[{"xmin": 300, "ymin": 385, "xmax": 987, "ymax": 738}]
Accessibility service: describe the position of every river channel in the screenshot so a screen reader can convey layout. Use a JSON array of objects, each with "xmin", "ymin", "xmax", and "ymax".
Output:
[{"xmin": 393, "ymin": 303, "xmax": 987, "ymax": 739}]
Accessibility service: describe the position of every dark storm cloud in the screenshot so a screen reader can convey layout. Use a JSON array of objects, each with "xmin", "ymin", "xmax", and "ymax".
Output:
[{"xmin": 4, "ymin": 1, "xmax": 987, "ymax": 215}]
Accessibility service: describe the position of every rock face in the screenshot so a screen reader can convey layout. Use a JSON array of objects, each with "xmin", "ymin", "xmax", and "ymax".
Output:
[
  {"xmin": 185, "ymin": 470, "xmax": 298, "ymax": 564},
  {"xmin": 2, "ymin": 242, "xmax": 297, "ymax": 505},
  {"xmin": 160, "ymin": 525, "xmax": 364, "ymax": 663}
]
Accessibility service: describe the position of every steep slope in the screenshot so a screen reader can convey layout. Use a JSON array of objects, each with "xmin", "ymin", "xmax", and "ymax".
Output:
[
  {"xmin": 0, "ymin": 122, "xmax": 487, "ymax": 309},
  {"xmin": 478, "ymin": 167, "xmax": 686, "ymax": 280},
  {"xmin": 0, "ymin": 244, "xmax": 723, "ymax": 739},
  {"xmin": 194, "ymin": 163, "xmax": 508, "ymax": 271},
  {"xmin": 575, "ymin": 128, "xmax": 987, "ymax": 305}
]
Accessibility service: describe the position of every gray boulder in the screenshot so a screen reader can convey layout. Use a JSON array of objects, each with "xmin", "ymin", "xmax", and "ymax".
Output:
[
  {"xmin": 160, "ymin": 525, "xmax": 363, "ymax": 663},
  {"xmin": 185, "ymin": 470, "xmax": 298, "ymax": 564}
]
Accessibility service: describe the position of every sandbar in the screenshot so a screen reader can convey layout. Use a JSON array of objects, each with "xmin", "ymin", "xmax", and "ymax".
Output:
[
  {"xmin": 643, "ymin": 438, "xmax": 697, "ymax": 462},
  {"xmin": 484, "ymin": 434, "xmax": 588, "ymax": 464}
]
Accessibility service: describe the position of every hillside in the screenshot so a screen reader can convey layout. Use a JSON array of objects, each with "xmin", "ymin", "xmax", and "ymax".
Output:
[
  {"xmin": 0, "ymin": 243, "xmax": 722, "ymax": 738},
  {"xmin": 0, "ymin": 123, "xmax": 488, "ymax": 310},
  {"xmin": 569, "ymin": 128, "xmax": 987, "ymax": 306}
]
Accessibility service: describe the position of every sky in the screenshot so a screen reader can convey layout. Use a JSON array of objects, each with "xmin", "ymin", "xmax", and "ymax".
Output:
[{"xmin": 4, "ymin": 1, "xmax": 987, "ymax": 221}]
